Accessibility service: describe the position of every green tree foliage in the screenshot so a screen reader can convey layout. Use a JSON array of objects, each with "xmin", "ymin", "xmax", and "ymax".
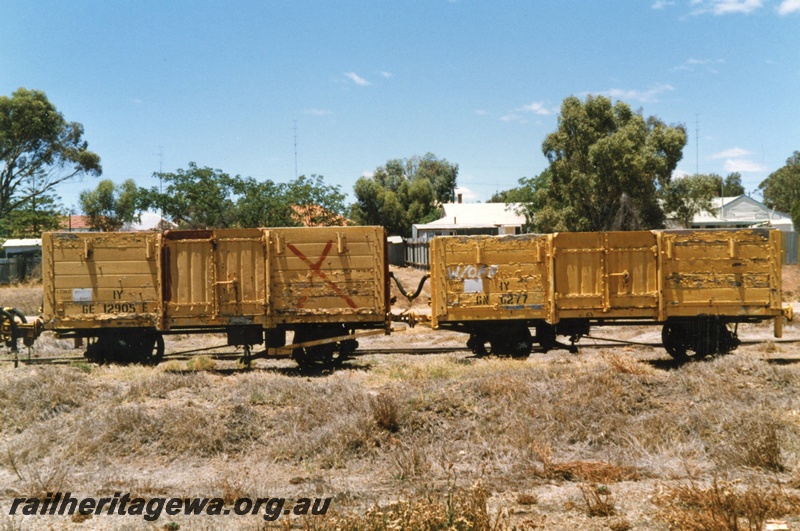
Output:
[
  {"xmin": 0, "ymin": 88, "xmax": 101, "ymax": 222},
  {"xmin": 80, "ymin": 179, "xmax": 144, "ymax": 231},
  {"xmin": 535, "ymin": 95, "xmax": 687, "ymax": 232},
  {"xmin": 147, "ymin": 163, "xmax": 238, "ymax": 229},
  {"xmin": 720, "ymin": 172, "xmax": 745, "ymax": 196},
  {"xmin": 1, "ymin": 172, "xmax": 64, "ymax": 237},
  {"xmin": 145, "ymin": 163, "xmax": 346, "ymax": 229},
  {"xmin": 234, "ymin": 174, "xmax": 346, "ymax": 228},
  {"xmin": 488, "ymin": 169, "xmax": 550, "ymax": 233},
  {"xmin": 759, "ymin": 151, "xmax": 800, "ymax": 229},
  {"xmin": 350, "ymin": 153, "xmax": 458, "ymax": 236},
  {"xmin": 662, "ymin": 174, "xmax": 719, "ymax": 228}
]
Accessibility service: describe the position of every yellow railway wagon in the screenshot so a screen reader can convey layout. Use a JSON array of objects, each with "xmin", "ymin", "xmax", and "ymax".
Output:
[
  {"xmin": 42, "ymin": 231, "xmax": 161, "ymax": 331},
  {"xmin": 269, "ymin": 226, "xmax": 389, "ymax": 325},
  {"xmin": 40, "ymin": 227, "xmax": 389, "ymax": 368},
  {"xmin": 429, "ymin": 228, "xmax": 789, "ymax": 359}
]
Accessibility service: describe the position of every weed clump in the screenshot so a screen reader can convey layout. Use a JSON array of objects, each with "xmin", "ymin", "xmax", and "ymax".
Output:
[
  {"xmin": 304, "ymin": 482, "xmax": 504, "ymax": 530},
  {"xmin": 653, "ymin": 478, "xmax": 800, "ymax": 530}
]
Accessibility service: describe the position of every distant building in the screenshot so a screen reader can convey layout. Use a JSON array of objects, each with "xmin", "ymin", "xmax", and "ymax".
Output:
[
  {"xmin": 0, "ymin": 238, "xmax": 42, "ymax": 283},
  {"xmin": 1, "ymin": 238, "xmax": 41, "ymax": 256},
  {"xmin": 59, "ymin": 215, "xmax": 94, "ymax": 232},
  {"xmin": 671, "ymin": 195, "xmax": 794, "ymax": 232},
  {"xmin": 290, "ymin": 205, "xmax": 350, "ymax": 227},
  {"xmin": 126, "ymin": 211, "xmax": 178, "ymax": 231},
  {"xmin": 412, "ymin": 202, "xmax": 525, "ymax": 241}
]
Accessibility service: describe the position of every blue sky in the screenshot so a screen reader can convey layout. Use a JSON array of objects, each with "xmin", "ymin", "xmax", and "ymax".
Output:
[{"xmin": 2, "ymin": 0, "xmax": 799, "ymax": 212}]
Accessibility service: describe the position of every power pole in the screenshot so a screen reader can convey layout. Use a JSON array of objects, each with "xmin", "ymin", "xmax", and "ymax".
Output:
[
  {"xmin": 156, "ymin": 146, "xmax": 164, "ymax": 222},
  {"xmin": 293, "ymin": 120, "xmax": 298, "ymax": 179},
  {"xmin": 695, "ymin": 114, "xmax": 700, "ymax": 175}
]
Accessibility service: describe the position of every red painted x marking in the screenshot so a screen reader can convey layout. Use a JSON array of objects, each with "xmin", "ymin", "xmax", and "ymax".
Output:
[{"xmin": 286, "ymin": 240, "xmax": 358, "ymax": 309}]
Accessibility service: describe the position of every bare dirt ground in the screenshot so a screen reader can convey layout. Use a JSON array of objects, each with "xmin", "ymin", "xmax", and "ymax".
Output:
[{"xmin": 1, "ymin": 267, "xmax": 800, "ymax": 530}]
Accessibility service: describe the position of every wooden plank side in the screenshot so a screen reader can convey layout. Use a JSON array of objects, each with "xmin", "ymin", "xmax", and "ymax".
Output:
[
  {"xmin": 660, "ymin": 229, "xmax": 781, "ymax": 318},
  {"xmin": 431, "ymin": 234, "xmax": 551, "ymax": 324},
  {"xmin": 270, "ymin": 255, "xmax": 378, "ymax": 272},
  {"xmin": 42, "ymin": 232, "xmax": 160, "ymax": 330},
  {"xmin": 52, "ymin": 275, "xmax": 159, "ymax": 290},
  {"xmin": 161, "ymin": 228, "xmax": 270, "ymax": 327},
  {"xmin": 272, "ymin": 226, "xmax": 382, "ymax": 244},
  {"xmin": 52, "ymin": 261, "xmax": 158, "ymax": 276},
  {"xmin": 554, "ymin": 234, "xmax": 603, "ymax": 299},
  {"xmin": 268, "ymin": 226, "xmax": 387, "ymax": 323}
]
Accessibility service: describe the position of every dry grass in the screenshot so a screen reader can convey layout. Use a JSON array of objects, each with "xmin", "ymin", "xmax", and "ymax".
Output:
[
  {"xmin": 295, "ymin": 482, "xmax": 504, "ymax": 531},
  {"xmin": 781, "ymin": 264, "xmax": 800, "ymax": 301},
  {"xmin": 2, "ymin": 329, "xmax": 800, "ymax": 529},
  {"xmin": 654, "ymin": 478, "xmax": 800, "ymax": 530},
  {"xmin": 0, "ymin": 365, "xmax": 92, "ymax": 432},
  {"xmin": 578, "ymin": 483, "xmax": 616, "ymax": 517},
  {"xmin": 0, "ymin": 283, "xmax": 42, "ymax": 315}
]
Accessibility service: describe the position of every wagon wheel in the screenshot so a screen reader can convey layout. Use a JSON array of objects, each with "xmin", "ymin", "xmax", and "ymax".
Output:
[
  {"xmin": 292, "ymin": 343, "xmax": 345, "ymax": 371},
  {"xmin": 694, "ymin": 320, "xmax": 739, "ymax": 358},
  {"xmin": 138, "ymin": 331, "xmax": 165, "ymax": 366},
  {"xmin": 467, "ymin": 333, "xmax": 490, "ymax": 357},
  {"xmin": 84, "ymin": 331, "xmax": 164, "ymax": 365},
  {"xmin": 84, "ymin": 336, "xmax": 107, "ymax": 364},
  {"xmin": 535, "ymin": 323, "xmax": 557, "ymax": 353},
  {"xmin": 507, "ymin": 328, "xmax": 534, "ymax": 359},
  {"xmin": 467, "ymin": 327, "xmax": 533, "ymax": 358},
  {"xmin": 661, "ymin": 322, "xmax": 691, "ymax": 361},
  {"xmin": 663, "ymin": 319, "xmax": 740, "ymax": 362},
  {"xmin": 292, "ymin": 325, "xmax": 351, "ymax": 371}
]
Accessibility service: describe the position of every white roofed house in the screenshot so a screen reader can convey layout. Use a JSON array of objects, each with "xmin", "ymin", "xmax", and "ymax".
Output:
[
  {"xmin": 0, "ymin": 238, "xmax": 43, "ymax": 283},
  {"xmin": 412, "ymin": 202, "xmax": 526, "ymax": 242},
  {"xmin": 406, "ymin": 202, "xmax": 526, "ymax": 269},
  {"xmin": 665, "ymin": 194, "xmax": 797, "ymax": 264},
  {"xmin": 680, "ymin": 195, "xmax": 794, "ymax": 232}
]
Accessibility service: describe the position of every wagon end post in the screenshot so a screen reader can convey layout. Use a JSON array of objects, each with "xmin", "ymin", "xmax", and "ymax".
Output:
[{"xmin": 776, "ymin": 304, "xmax": 794, "ymax": 338}]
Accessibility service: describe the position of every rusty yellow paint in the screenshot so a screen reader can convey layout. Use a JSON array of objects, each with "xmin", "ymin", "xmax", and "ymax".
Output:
[
  {"xmin": 42, "ymin": 226, "xmax": 389, "ymax": 334},
  {"xmin": 269, "ymin": 226, "xmax": 388, "ymax": 325},
  {"xmin": 430, "ymin": 234, "xmax": 551, "ymax": 328},
  {"xmin": 42, "ymin": 232, "xmax": 161, "ymax": 330},
  {"xmin": 659, "ymin": 228, "xmax": 782, "ymax": 318},
  {"xmin": 161, "ymin": 228, "xmax": 268, "ymax": 328},
  {"xmin": 429, "ymin": 228, "xmax": 787, "ymax": 329},
  {"xmin": 553, "ymin": 231, "xmax": 659, "ymax": 320}
]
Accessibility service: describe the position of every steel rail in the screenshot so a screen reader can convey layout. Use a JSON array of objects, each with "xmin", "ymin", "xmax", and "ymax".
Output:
[{"xmin": 4, "ymin": 336, "xmax": 800, "ymax": 366}]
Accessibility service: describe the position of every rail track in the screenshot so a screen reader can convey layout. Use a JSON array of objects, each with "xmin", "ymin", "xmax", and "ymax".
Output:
[{"xmin": 5, "ymin": 334, "xmax": 800, "ymax": 367}]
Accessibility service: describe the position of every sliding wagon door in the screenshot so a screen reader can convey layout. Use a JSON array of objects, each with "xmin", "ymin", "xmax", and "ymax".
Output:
[{"xmin": 161, "ymin": 229, "xmax": 267, "ymax": 328}]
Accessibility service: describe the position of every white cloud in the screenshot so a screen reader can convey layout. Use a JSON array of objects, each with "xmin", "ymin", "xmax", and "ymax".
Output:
[
  {"xmin": 690, "ymin": 0, "xmax": 763, "ymax": 15},
  {"xmin": 672, "ymin": 168, "xmax": 691, "ymax": 179},
  {"xmin": 499, "ymin": 101, "xmax": 554, "ymax": 122},
  {"xmin": 344, "ymin": 72, "xmax": 370, "ymax": 86},
  {"xmin": 651, "ymin": 0, "xmax": 675, "ymax": 8},
  {"xmin": 724, "ymin": 158, "xmax": 767, "ymax": 172},
  {"xmin": 603, "ymin": 84, "xmax": 675, "ymax": 103},
  {"xmin": 379, "ymin": 71, "xmax": 393, "ymax": 78},
  {"xmin": 710, "ymin": 147, "xmax": 766, "ymax": 173},
  {"xmin": 672, "ymin": 57, "xmax": 724, "ymax": 72},
  {"xmin": 711, "ymin": 147, "xmax": 751, "ymax": 159},
  {"xmin": 778, "ymin": 0, "xmax": 800, "ymax": 14},
  {"xmin": 715, "ymin": 0, "xmax": 763, "ymax": 14},
  {"xmin": 520, "ymin": 102, "xmax": 553, "ymax": 115},
  {"xmin": 500, "ymin": 113, "xmax": 526, "ymax": 123},
  {"xmin": 454, "ymin": 186, "xmax": 478, "ymax": 200},
  {"xmin": 302, "ymin": 108, "xmax": 332, "ymax": 116},
  {"xmin": 361, "ymin": 170, "xmax": 375, "ymax": 178}
]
